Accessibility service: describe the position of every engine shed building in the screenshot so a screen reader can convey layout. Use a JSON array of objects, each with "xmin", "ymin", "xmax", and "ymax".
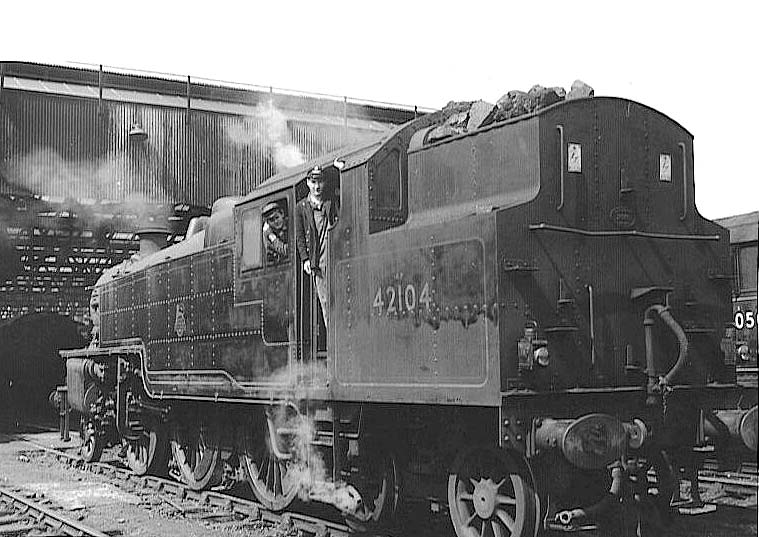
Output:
[{"xmin": 0, "ymin": 62, "xmax": 424, "ymax": 322}]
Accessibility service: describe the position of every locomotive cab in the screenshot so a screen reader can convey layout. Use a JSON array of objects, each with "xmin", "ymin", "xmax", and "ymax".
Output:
[{"xmin": 234, "ymin": 163, "xmax": 344, "ymax": 388}]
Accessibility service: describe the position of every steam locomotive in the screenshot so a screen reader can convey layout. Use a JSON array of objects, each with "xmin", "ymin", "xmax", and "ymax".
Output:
[
  {"xmin": 60, "ymin": 93, "xmax": 757, "ymax": 536},
  {"xmin": 716, "ymin": 211, "xmax": 758, "ymax": 398}
]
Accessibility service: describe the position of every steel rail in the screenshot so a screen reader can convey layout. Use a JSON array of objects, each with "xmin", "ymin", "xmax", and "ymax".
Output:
[
  {"xmin": 703, "ymin": 459, "xmax": 758, "ymax": 475},
  {"xmin": 698, "ymin": 470, "xmax": 759, "ymax": 490},
  {"xmin": 0, "ymin": 485, "xmax": 111, "ymax": 537}
]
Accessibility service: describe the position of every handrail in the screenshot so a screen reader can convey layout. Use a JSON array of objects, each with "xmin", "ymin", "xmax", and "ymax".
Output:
[
  {"xmin": 556, "ymin": 124, "xmax": 565, "ymax": 211},
  {"xmin": 679, "ymin": 142, "xmax": 688, "ymax": 221},
  {"xmin": 587, "ymin": 285, "xmax": 596, "ymax": 369},
  {"xmin": 529, "ymin": 223, "xmax": 719, "ymax": 241}
]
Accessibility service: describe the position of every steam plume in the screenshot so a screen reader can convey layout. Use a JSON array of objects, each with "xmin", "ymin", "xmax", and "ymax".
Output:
[
  {"xmin": 4, "ymin": 148, "xmax": 172, "ymax": 226},
  {"xmin": 224, "ymin": 101, "xmax": 305, "ymax": 171},
  {"xmin": 265, "ymin": 366, "xmax": 362, "ymax": 514}
]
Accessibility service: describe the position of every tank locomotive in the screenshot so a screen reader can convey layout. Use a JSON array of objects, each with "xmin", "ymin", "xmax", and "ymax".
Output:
[
  {"xmin": 715, "ymin": 211, "xmax": 757, "ymax": 396},
  {"xmin": 61, "ymin": 92, "xmax": 757, "ymax": 536}
]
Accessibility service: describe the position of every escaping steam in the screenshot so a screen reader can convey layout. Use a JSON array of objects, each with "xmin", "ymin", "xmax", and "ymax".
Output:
[
  {"xmin": 224, "ymin": 101, "xmax": 305, "ymax": 171},
  {"xmin": 6, "ymin": 148, "xmax": 131, "ymax": 200},
  {"xmin": 265, "ymin": 366, "xmax": 363, "ymax": 514},
  {"xmin": 3, "ymin": 148, "xmax": 173, "ymax": 226}
]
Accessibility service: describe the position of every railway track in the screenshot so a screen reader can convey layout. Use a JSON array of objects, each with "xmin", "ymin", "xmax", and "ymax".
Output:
[
  {"xmin": 0, "ymin": 484, "xmax": 111, "ymax": 537},
  {"xmin": 700, "ymin": 469, "xmax": 758, "ymax": 488},
  {"xmin": 702, "ymin": 459, "xmax": 757, "ymax": 485},
  {"xmin": 685, "ymin": 458, "xmax": 759, "ymax": 510},
  {"xmin": 12, "ymin": 431, "xmax": 757, "ymax": 537},
  {"xmin": 19, "ymin": 436, "xmax": 356, "ymax": 537},
  {"xmin": 702, "ymin": 459, "xmax": 757, "ymax": 475},
  {"xmin": 699, "ymin": 466, "xmax": 758, "ymax": 502}
]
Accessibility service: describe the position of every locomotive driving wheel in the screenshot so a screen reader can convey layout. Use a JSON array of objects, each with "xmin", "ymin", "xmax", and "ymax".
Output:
[
  {"xmin": 169, "ymin": 421, "xmax": 222, "ymax": 490},
  {"xmin": 80, "ymin": 417, "xmax": 103, "ymax": 463},
  {"xmin": 344, "ymin": 444, "xmax": 400, "ymax": 531},
  {"xmin": 240, "ymin": 412, "xmax": 299, "ymax": 511},
  {"xmin": 448, "ymin": 446, "xmax": 536, "ymax": 537},
  {"xmin": 126, "ymin": 423, "xmax": 167, "ymax": 476}
]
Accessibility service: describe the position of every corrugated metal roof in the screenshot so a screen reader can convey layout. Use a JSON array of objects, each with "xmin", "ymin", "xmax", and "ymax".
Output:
[
  {"xmin": 3, "ymin": 76, "xmax": 390, "ymax": 132},
  {"xmin": 715, "ymin": 211, "xmax": 758, "ymax": 244}
]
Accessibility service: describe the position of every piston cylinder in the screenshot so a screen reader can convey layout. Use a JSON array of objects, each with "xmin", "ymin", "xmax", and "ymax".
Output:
[
  {"xmin": 66, "ymin": 358, "xmax": 104, "ymax": 416},
  {"xmin": 704, "ymin": 406, "xmax": 758, "ymax": 452},
  {"xmin": 534, "ymin": 413, "xmax": 627, "ymax": 469}
]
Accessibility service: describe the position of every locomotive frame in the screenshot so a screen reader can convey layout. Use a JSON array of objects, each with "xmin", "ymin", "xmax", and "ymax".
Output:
[{"xmin": 60, "ymin": 96, "xmax": 757, "ymax": 536}]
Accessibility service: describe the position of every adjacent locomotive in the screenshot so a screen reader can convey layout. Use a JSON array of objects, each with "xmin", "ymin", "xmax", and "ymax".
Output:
[
  {"xmin": 716, "ymin": 211, "xmax": 758, "ymax": 398},
  {"xmin": 61, "ymin": 93, "xmax": 757, "ymax": 536}
]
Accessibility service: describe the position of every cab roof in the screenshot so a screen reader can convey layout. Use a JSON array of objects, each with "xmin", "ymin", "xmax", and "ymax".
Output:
[{"xmin": 236, "ymin": 134, "xmax": 389, "ymax": 205}]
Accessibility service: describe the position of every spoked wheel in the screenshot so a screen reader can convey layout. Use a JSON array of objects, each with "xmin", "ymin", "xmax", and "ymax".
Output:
[
  {"xmin": 80, "ymin": 418, "xmax": 104, "ymax": 463},
  {"xmin": 126, "ymin": 423, "xmax": 168, "ymax": 476},
  {"xmin": 170, "ymin": 421, "xmax": 222, "ymax": 490},
  {"xmin": 240, "ymin": 413, "xmax": 299, "ymax": 511},
  {"xmin": 448, "ymin": 446, "xmax": 536, "ymax": 537},
  {"xmin": 345, "ymin": 445, "xmax": 400, "ymax": 531}
]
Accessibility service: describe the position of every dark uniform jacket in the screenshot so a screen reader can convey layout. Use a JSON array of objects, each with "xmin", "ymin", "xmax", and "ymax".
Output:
[
  {"xmin": 294, "ymin": 197, "xmax": 338, "ymax": 274},
  {"xmin": 263, "ymin": 222, "xmax": 288, "ymax": 265}
]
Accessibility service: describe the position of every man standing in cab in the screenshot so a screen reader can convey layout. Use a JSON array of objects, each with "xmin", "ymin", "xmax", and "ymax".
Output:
[{"xmin": 295, "ymin": 165, "xmax": 338, "ymax": 328}]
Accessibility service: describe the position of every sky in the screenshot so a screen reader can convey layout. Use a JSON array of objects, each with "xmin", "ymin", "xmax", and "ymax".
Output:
[{"xmin": 3, "ymin": 0, "xmax": 757, "ymax": 219}]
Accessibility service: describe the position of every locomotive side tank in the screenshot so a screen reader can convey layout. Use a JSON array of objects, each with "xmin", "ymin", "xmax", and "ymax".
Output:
[
  {"xmin": 61, "ymin": 94, "xmax": 756, "ymax": 536},
  {"xmin": 331, "ymin": 97, "xmax": 735, "ymax": 402}
]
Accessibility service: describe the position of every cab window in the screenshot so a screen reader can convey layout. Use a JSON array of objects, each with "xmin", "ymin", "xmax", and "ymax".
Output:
[
  {"xmin": 738, "ymin": 244, "xmax": 757, "ymax": 293},
  {"xmin": 375, "ymin": 148, "xmax": 402, "ymax": 210},
  {"xmin": 369, "ymin": 145, "xmax": 408, "ymax": 233},
  {"xmin": 240, "ymin": 207, "xmax": 262, "ymax": 271}
]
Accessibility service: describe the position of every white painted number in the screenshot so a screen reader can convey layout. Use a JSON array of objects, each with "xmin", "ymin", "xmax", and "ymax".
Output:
[
  {"xmin": 404, "ymin": 284, "xmax": 416, "ymax": 311},
  {"xmin": 386, "ymin": 286, "xmax": 397, "ymax": 314},
  {"xmin": 734, "ymin": 310, "xmax": 756, "ymax": 330},
  {"xmin": 419, "ymin": 282, "xmax": 432, "ymax": 309},
  {"xmin": 373, "ymin": 288, "xmax": 385, "ymax": 309},
  {"xmin": 372, "ymin": 281, "xmax": 433, "ymax": 315}
]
